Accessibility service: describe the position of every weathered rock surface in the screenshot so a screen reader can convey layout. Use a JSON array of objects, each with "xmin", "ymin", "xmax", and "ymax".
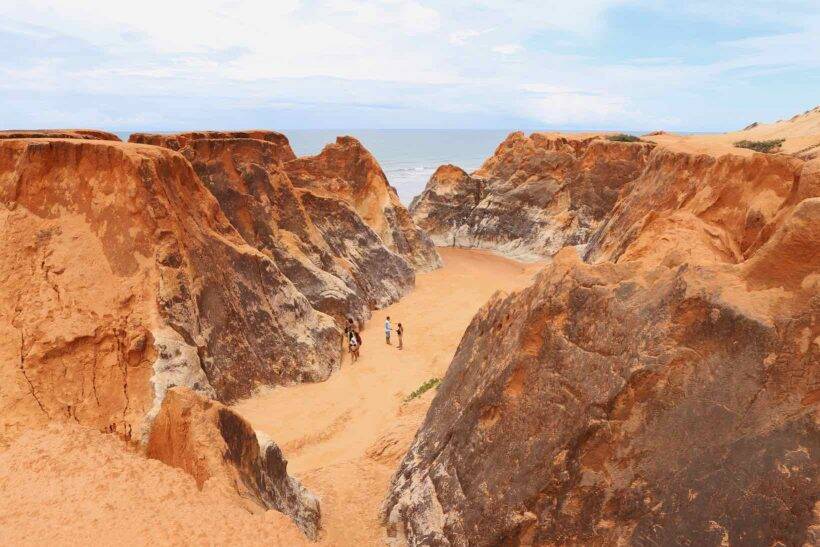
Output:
[
  {"xmin": 147, "ymin": 387, "xmax": 321, "ymax": 539},
  {"xmin": 386, "ymin": 150, "xmax": 819, "ymax": 545},
  {"xmin": 410, "ymin": 132, "xmax": 653, "ymax": 260},
  {"xmin": 0, "ymin": 129, "xmax": 121, "ymax": 141},
  {"xmin": 286, "ymin": 136, "xmax": 441, "ymax": 271},
  {"xmin": 0, "ymin": 138, "xmax": 339, "ymax": 443},
  {"xmin": 132, "ymin": 132, "xmax": 438, "ymax": 321},
  {"xmin": 1, "ymin": 128, "xmax": 437, "ymax": 538}
]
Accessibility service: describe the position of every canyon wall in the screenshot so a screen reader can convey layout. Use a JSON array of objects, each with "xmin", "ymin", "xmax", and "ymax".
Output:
[
  {"xmin": 410, "ymin": 132, "xmax": 653, "ymax": 260},
  {"xmin": 0, "ymin": 129, "xmax": 437, "ymax": 538},
  {"xmin": 386, "ymin": 145, "xmax": 819, "ymax": 545}
]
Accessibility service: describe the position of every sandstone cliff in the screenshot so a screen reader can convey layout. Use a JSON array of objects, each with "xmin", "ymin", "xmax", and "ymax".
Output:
[
  {"xmin": 131, "ymin": 132, "xmax": 440, "ymax": 319},
  {"xmin": 286, "ymin": 136, "xmax": 441, "ymax": 271},
  {"xmin": 386, "ymin": 149, "xmax": 819, "ymax": 545},
  {"xmin": 410, "ymin": 132, "xmax": 653, "ymax": 260},
  {"xmin": 1, "ymin": 128, "xmax": 439, "ymax": 538}
]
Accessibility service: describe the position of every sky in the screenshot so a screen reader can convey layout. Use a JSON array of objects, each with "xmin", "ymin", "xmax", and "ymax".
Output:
[{"xmin": 1, "ymin": 0, "xmax": 818, "ymax": 132}]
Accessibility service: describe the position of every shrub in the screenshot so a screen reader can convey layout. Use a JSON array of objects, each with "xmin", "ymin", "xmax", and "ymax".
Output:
[
  {"xmin": 405, "ymin": 378, "xmax": 441, "ymax": 401},
  {"xmin": 606, "ymin": 133, "xmax": 642, "ymax": 143},
  {"xmin": 733, "ymin": 139, "xmax": 785, "ymax": 153}
]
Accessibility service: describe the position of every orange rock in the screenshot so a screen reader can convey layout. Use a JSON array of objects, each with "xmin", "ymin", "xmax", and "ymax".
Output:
[
  {"xmin": 387, "ymin": 127, "xmax": 820, "ymax": 546},
  {"xmin": 411, "ymin": 132, "xmax": 653, "ymax": 260},
  {"xmin": 147, "ymin": 387, "xmax": 321, "ymax": 539}
]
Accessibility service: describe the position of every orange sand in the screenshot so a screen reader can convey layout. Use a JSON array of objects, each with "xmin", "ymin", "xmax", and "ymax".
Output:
[
  {"xmin": 233, "ymin": 247, "xmax": 543, "ymax": 545},
  {"xmin": 0, "ymin": 424, "xmax": 309, "ymax": 546}
]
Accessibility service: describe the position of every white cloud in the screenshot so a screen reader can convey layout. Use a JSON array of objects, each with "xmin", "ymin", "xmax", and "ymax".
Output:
[
  {"xmin": 0, "ymin": 0, "xmax": 818, "ymax": 130},
  {"xmin": 449, "ymin": 29, "xmax": 481, "ymax": 46},
  {"xmin": 492, "ymin": 43, "xmax": 523, "ymax": 55}
]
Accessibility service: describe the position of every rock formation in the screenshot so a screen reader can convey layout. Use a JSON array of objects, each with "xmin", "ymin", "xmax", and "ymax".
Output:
[
  {"xmin": 1, "ymin": 126, "xmax": 439, "ymax": 538},
  {"xmin": 0, "ymin": 129, "xmax": 121, "ymax": 141},
  {"xmin": 131, "ymin": 132, "xmax": 440, "ymax": 320},
  {"xmin": 285, "ymin": 136, "xmax": 441, "ymax": 271},
  {"xmin": 147, "ymin": 387, "xmax": 321, "ymax": 539},
  {"xmin": 386, "ymin": 144, "xmax": 819, "ymax": 545},
  {"xmin": 410, "ymin": 132, "xmax": 653, "ymax": 260}
]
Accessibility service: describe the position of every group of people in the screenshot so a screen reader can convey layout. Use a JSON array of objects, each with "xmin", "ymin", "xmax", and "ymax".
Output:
[{"xmin": 344, "ymin": 315, "xmax": 404, "ymax": 362}]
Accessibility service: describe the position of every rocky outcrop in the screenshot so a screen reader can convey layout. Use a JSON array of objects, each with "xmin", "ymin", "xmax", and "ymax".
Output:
[
  {"xmin": 147, "ymin": 387, "xmax": 321, "ymax": 539},
  {"xmin": 0, "ymin": 137, "xmax": 339, "ymax": 443},
  {"xmin": 129, "ymin": 130, "xmax": 294, "ymax": 156},
  {"xmin": 0, "ymin": 129, "xmax": 121, "ymax": 141},
  {"xmin": 1, "ymin": 129, "xmax": 437, "ymax": 538},
  {"xmin": 410, "ymin": 132, "xmax": 653, "ymax": 260},
  {"xmin": 385, "ymin": 152, "xmax": 819, "ymax": 545},
  {"xmin": 286, "ymin": 136, "xmax": 441, "ymax": 271},
  {"xmin": 131, "ymin": 132, "xmax": 438, "ymax": 320}
]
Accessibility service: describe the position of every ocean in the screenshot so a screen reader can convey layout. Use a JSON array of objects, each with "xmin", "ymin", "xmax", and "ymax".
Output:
[{"xmin": 117, "ymin": 130, "xmax": 511, "ymax": 205}]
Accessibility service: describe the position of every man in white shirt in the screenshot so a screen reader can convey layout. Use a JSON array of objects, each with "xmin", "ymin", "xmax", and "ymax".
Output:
[{"xmin": 385, "ymin": 316, "xmax": 392, "ymax": 345}]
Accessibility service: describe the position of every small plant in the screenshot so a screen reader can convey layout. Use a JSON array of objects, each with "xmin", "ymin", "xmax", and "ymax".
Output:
[
  {"xmin": 733, "ymin": 139, "xmax": 785, "ymax": 153},
  {"xmin": 405, "ymin": 377, "xmax": 441, "ymax": 401},
  {"xmin": 606, "ymin": 133, "xmax": 642, "ymax": 143}
]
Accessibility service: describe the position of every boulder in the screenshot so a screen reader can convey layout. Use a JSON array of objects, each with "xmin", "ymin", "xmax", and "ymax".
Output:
[{"xmin": 147, "ymin": 387, "xmax": 321, "ymax": 539}]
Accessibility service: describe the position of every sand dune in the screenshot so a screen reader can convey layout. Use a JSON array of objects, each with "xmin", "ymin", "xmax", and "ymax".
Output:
[{"xmin": 232, "ymin": 247, "xmax": 543, "ymax": 545}]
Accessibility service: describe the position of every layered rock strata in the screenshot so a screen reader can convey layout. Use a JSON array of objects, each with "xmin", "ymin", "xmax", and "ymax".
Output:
[
  {"xmin": 386, "ymin": 150, "xmax": 819, "ymax": 545},
  {"xmin": 131, "ymin": 132, "xmax": 440, "ymax": 320},
  {"xmin": 1, "ymin": 128, "xmax": 438, "ymax": 538},
  {"xmin": 410, "ymin": 132, "xmax": 653, "ymax": 260}
]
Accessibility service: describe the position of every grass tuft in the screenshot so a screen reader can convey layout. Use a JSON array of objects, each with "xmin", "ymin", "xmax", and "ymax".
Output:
[
  {"xmin": 606, "ymin": 133, "xmax": 642, "ymax": 143},
  {"xmin": 733, "ymin": 139, "xmax": 785, "ymax": 153},
  {"xmin": 405, "ymin": 378, "xmax": 441, "ymax": 402}
]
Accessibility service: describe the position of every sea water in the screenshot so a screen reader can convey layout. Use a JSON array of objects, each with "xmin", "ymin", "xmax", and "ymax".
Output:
[
  {"xmin": 117, "ymin": 130, "xmax": 511, "ymax": 205},
  {"xmin": 287, "ymin": 129, "xmax": 510, "ymax": 205}
]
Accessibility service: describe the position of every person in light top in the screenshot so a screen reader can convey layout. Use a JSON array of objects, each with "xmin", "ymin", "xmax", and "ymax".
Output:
[{"xmin": 385, "ymin": 316, "xmax": 392, "ymax": 345}]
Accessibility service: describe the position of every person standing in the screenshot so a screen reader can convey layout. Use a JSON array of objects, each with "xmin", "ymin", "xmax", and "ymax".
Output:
[
  {"xmin": 344, "ymin": 317, "xmax": 355, "ymax": 354},
  {"xmin": 397, "ymin": 322, "xmax": 404, "ymax": 350},
  {"xmin": 385, "ymin": 316, "xmax": 392, "ymax": 345},
  {"xmin": 349, "ymin": 330, "xmax": 360, "ymax": 362}
]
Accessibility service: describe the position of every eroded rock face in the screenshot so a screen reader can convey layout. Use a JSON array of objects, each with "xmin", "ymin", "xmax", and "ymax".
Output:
[
  {"xmin": 410, "ymin": 132, "xmax": 653, "ymax": 260},
  {"xmin": 147, "ymin": 387, "xmax": 321, "ymax": 539},
  {"xmin": 0, "ymin": 137, "xmax": 340, "ymax": 446},
  {"xmin": 130, "ymin": 132, "xmax": 433, "ymax": 325},
  {"xmin": 385, "ymin": 153, "xmax": 819, "ymax": 545},
  {"xmin": 286, "ymin": 136, "xmax": 441, "ymax": 271}
]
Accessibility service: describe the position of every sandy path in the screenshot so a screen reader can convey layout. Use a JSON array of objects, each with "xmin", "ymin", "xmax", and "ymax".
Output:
[{"xmin": 233, "ymin": 248, "xmax": 543, "ymax": 545}]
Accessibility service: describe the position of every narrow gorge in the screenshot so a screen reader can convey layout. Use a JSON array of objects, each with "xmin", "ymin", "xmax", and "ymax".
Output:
[{"xmin": 0, "ymin": 108, "xmax": 817, "ymax": 547}]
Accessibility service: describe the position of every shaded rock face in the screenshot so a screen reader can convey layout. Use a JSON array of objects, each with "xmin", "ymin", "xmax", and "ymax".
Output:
[
  {"xmin": 147, "ymin": 387, "xmax": 321, "ymax": 539},
  {"xmin": 132, "ymin": 132, "xmax": 431, "ymax": 323},
  {"xmin": 385, "ymin": 153, "xmax": 820, "ymax": 545},
  {"xmin": 0, "ymin": 137, "xmax": 339, "ymax": 446},
  {"xmin": 286, "ymin": 136, "xmax": 442, "ymax": 271},
  {"xmin": 410, "ymin": 132, "xmax": 653, "ymax": 261}
]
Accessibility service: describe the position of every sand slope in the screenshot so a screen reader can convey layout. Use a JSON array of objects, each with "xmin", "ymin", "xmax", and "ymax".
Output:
[
  {"xmin": 0, "ymin": 424, "xmax": 309, "ymax": 546},
  {"xmin": 233, "ymin": 247, "xmax": 542, "ymax": 545}
]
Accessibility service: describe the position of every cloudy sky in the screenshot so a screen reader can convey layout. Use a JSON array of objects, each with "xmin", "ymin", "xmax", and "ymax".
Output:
[{"xmin": 1, "ymin": 0, "xmax": 818, "ymax": 131}]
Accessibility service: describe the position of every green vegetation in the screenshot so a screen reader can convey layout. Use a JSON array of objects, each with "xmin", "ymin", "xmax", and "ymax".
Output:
[
  {"xmin": 405, "ymin": 377, "xmax": 441, "ymax": 401},
  {"xmin": 733, "ymin": 139, "xmax": 785, "ymax": 153},
  {"xmin": 606, "ymin": 133, "xmax": 642, "ymax": 143}
]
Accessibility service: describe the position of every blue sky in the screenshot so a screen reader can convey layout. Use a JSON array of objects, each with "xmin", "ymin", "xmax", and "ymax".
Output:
[{"xmin": 1, "ymin": 0, "xmax": 818, "ymax": 131}]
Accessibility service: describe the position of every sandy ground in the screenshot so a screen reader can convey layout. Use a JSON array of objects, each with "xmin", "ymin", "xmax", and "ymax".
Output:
[
  {"xmin": 233, "ymin": 247, "xmax": 543, "ymax": 545},
  {"xmin": 645, "ymin": 105, "xmax": 820, "ymax": 157},
  {"xmin": 0, "ymin": 424, "xmax": 310, "ymax": 547}
]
